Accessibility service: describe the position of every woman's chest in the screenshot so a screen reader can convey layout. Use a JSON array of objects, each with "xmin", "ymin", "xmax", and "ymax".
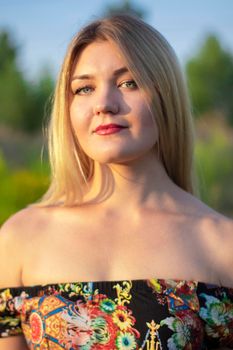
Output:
[{"xmin": 21, "ymin": 214, "xmax": 211, "ymax": 285}]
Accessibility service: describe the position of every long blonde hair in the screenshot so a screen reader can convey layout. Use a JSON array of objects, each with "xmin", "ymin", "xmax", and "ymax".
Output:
[{"xmin": 35, "ymin": 14, "xmax": 199, "ymax": 207}]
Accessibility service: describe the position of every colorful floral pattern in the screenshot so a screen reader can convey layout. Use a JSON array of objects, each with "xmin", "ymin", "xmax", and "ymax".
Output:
[
  {"xmin": 199, "ymin": 289, "xmax": 233, "ymax": 347},
  {"xmin": 0, "ymin": 279, "xmax": 233, "ymax": 349},
  {"xmin": 160, "ymin": 310, "xmax": 204, "ymax": 349}
]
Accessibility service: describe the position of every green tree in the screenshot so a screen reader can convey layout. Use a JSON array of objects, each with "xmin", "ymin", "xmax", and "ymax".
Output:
[
  {"xmin": 0, "ymin": 30, "xmax": 18, "ymax": 68},
  {"xmin": 0, "ymin": 31, "xmax": 29, "ymax": 128},
  {"xmin": 0, "ymin": 30, "xmax": 54, "ymax": 133},
  {"xmin": 186, "ymin": 35, "xmax": 233, "ymax": 126},
  {"xmin": 103, "ymin": 0, "xmax": 146, "ymax": 19},
  {"xmin": 195, "ymin": 115, "xmax": 233, "ymax": 217},
  {"xmin": 24, "ymin": 65, "xmax": 54, "ymax": 132}
]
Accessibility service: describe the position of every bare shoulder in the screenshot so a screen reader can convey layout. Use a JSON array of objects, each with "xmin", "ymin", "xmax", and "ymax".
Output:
[
  {"xmin": 200, "ymin": 210, "xmax": 233, "ymax": 288},
  {"xmin": 0, "ymin": 206, "xmax": 50, "ymax": 288},
  {"xmin": 180, "ymin": 191, "xmax": 233, "ymax": 287},
  {"xmin": 0, "ymin": 205, "xmax": 49, "ymax": 241},
  {"xmin": 214, "ymin": 215, "xmax": 233, "ymax": 288}
]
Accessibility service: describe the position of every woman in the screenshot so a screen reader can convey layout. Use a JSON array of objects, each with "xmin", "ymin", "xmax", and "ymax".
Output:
[{"xmin": 0, "ymin": 14, "xmax": 232, "ymax": 350}]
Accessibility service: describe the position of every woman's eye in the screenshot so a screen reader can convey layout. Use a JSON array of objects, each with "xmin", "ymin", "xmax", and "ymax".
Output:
[
  {"xmin": 120, "ymin": 80, "xmax": 137, "ymax": 89},
  {"xmin": 74, "ymin": 86, "xmax": 93, "ymax": 95}
]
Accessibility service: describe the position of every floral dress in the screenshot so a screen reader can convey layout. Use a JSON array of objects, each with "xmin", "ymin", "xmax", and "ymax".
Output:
[{"xmin": 0, "ymin": 278, "xmax": 233, "ymax": 349}]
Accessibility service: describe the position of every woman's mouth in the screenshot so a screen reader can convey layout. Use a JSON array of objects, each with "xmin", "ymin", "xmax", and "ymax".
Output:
[{"xmin": 94, "ymin": 124, "xmax": 127, "ymax": 135}]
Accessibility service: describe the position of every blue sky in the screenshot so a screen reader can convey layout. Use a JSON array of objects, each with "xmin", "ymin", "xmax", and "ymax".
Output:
[{"xmin": 0, "ymin": 0, "xmax": 232, "ymax": 81}]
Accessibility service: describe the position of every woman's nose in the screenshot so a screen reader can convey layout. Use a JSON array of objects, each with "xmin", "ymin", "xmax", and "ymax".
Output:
[
  {"xmin": 94, "ymin": 103, "xmax": 119, "ymax": 115},
  {"xmin": 93, "ymin": 88, "xmax": 119, "ymax": 115}
]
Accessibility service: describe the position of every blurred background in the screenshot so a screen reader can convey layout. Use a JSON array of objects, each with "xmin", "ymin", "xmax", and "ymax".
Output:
[{"xmin": 0, "ymin": 0, "xmax": 233, "ymax": 224}]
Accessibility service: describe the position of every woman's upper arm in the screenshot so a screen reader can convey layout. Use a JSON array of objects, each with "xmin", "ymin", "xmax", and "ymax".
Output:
[
  {"xmin": 0, "ymin": 213, "xmax": 27, "ymax": 347},
  {"xmin": 0, "ymin": 335, "xmax": 28, "ymax": 350},
  {"xmin": 217, "ymin": 217, "xmax": 233, "ymax": 288},
  {"xmin": 0, "ymin": 211, "xmax": 26, "ymax": 288}
]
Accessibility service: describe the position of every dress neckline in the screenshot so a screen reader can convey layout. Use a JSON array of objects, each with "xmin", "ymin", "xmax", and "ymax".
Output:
[{"xmin": 0, "ymin": 276, "xmax": 226, "ymax": 291}]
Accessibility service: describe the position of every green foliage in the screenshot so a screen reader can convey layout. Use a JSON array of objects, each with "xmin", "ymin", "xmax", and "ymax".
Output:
[
  {"xmin": 0, "ymin": 31, "xmax": 18, "ymax": 69},
  {"xmin": 0, "ymin": 31, "xmax": 29, "ymax": 128},
  {"xmin": 186, "ymin": 35, "xmax": 233, "ymax": 125},
  {"xmin": 0, "ymin": 152, "xmax": 49, "ymax": 225},
  {"xmin": 0, "ymin": 30, "xmax": 54, "ymax": 132},
  {"xmin": 104, "ymin": 0, "xmax": 146, "ymax": 18},
  {"xmin": 24, "ymin": 66, "xmax": 54, "ymax": 132},
  {"xmin": 0, "ymin": 151, "xmax": 7, "ymax": 174},
  {"xmin": 195, "ymin": 119, "xmax": 233, "ymax": 216}
]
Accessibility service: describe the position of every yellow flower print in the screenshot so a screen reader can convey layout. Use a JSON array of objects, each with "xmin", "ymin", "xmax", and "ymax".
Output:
[
  {"xmin": 112, "ymin": 309, "xmax": 134, "ymax": 331},
  {"xmin": 0, "ymin": 289, "xmax": 12, "ymax": 312}
]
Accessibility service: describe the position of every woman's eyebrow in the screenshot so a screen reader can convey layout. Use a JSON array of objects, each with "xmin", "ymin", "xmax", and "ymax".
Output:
[{"xmin": 71, "ymin": 66, "xmax": 129, "ymax": 82}]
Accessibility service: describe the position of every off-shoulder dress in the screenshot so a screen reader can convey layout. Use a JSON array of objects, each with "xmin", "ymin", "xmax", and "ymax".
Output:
[{"xmin": 0, "ymin": 277, "xmax": 233, "ymax": 349}]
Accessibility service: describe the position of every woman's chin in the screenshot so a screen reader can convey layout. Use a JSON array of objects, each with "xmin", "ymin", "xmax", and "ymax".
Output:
[{"xmin": 91, "ymin": 154, "xmax": 145, "ymax": 166}]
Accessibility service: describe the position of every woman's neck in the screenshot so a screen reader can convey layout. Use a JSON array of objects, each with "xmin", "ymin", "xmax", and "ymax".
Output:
[{"xmin": 82, "ymin": 153, "xmax": 183, "ymax": 214}]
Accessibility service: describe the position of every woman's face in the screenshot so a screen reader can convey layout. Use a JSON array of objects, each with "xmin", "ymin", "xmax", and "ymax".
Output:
[{"xmin": 69, "ymin": 40, "xmax": 158, "ymax": 164}]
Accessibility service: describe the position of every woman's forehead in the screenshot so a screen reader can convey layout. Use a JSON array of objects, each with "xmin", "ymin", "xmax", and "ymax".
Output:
[{"xmin": 72, "ymin": 40, "xmax": 129, "ymax": 77}]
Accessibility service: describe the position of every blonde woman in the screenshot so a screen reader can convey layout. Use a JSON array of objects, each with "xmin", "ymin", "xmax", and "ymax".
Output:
[{"xmin": 0, "ymin": 14, "xmax": 232, "ymax": 350}]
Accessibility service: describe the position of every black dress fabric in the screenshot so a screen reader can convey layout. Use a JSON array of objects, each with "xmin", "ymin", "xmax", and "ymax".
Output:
[{"xmin": 0, "ymin": 278, "xmax": 233, "ymax": 349}]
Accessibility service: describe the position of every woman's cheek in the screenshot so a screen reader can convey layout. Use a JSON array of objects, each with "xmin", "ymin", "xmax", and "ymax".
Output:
[{"xmin": 70, "ymin": 106, "xmax": 92, "ymax": 138}]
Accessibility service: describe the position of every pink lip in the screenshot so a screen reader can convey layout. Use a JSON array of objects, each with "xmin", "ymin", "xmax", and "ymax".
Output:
[{"xmin": 94, "ymin": 124, "xmax": 127, "ymax": 135}]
